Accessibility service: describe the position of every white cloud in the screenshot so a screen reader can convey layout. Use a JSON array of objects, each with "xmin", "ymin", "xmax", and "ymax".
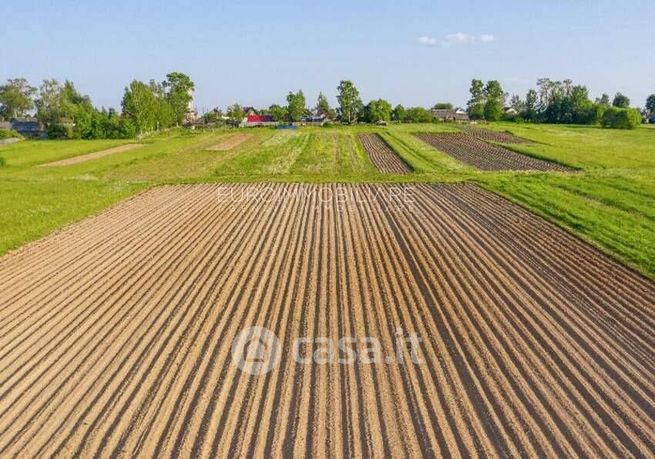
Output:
[
  {"xmin": 444, "ymin": 32, "xmax": 476, "ymax": 45},
  {"xmin": 418, "ymin": 32, "xmax": 495, "ymax": 47},
  {"xmin": 417, "ymin": 35, "xmax": 438, "ymax": 46}
]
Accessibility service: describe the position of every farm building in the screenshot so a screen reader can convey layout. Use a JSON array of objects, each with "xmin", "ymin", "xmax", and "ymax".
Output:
[
  {"xmin": 301, "ymin": 114, "xmax": 328, "ymax": 125},
  {"xmin": 242, "ymin": 114, "xmax": 277, "ymax": 127},
  {"xmin": 432, "ymin": 108, "xmax": 469, "ymax": 122},
  {"xmin": 0, "ymin": 119, "xmax": 45, "ymax": 138}
]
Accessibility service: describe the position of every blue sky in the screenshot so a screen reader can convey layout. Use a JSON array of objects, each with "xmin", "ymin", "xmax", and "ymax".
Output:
[{"xmin": 2, "ymin": 0, "xmax": 653, "ymax": 112}]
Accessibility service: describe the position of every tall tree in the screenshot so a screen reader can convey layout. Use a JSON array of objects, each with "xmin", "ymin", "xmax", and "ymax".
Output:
[
  {"xmin": 35, "ymin": 79, "xmax": 65, "ymax": 126},
  {"xmin": 286, "ymin": 90, "xmax": 306, "ymax": 122},
  {"xmin": 163, "ymin": 72, "xmax": 194, "ymax": 125},
  {"xmin": 466, "ymin": 79, "xmax": 485, "ymax": 120},
  {"xmin": 596, "ymin": 93, "xmax": 611, "ymax": 106},
  {"xmin": 227, "ymin": 104, "xmax": 245, "ymax": 123},
  {"xmin": 483, "ymin": 80, "xmax": 505, "ymax": 121},
  {"xmin": 523, "ymin": 89, "xmax": 539, "ymax": 121},
  {"xmin": 392, "ymin": 104, "xmax": 406, "ymax": 122},
  {"xmin": 336, "ymin": 80, "xmax": 362, "ymax": 123},
  {"xmin": 315, "ymin": 92, "xmax": 332, "ymax": 117},
  {"xmin": 645, "ymin": 94, "xmax": 655, "ymax": 114},
  {"xmin": 612, "ymin": 92, "xmax": 630, "ymax": 108},
  {"xmin": 509, "ymin": 95, "xmax": 524, "ymax": 112},
  {"xmin": 433, "ymin": 102, "xmax": 453, "ymax": 110},
  {"xmin": 268, "ymin": 104, "xmax": 287, "ymax": 122},
  {"xmin": 0, "ymin": 78, "xmax": 36, "ymax": 119},
  {"xmin": 364, "ymin": 99, "xmax": 392, "ymax": 123},
  {"xmin": 121, "ymin": 80, "xmax": 160, "ymax": 135}
]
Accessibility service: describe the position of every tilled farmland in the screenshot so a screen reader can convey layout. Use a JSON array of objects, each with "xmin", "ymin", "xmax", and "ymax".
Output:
[
  {"xmin": 461, "ymin": 126, "xmax": 531, "ymax": 144},
  {"xmin": 417, "ymin": 133, "xmax": 573, "ymax": 171},
  {"xmin": 0, "ymin": 183, "xmax": 653, "ymax": 457},
  {"xmin": 359, "ymin": 133, "xmax": 412, "ymax": 173}
]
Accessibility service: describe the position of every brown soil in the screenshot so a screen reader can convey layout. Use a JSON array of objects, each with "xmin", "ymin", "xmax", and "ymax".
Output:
[
  {"xmin": 417, "ymin": 133, "xmax": 573, "ymax": 171},
  {"xmin": 38, "ymin": 144, "xmax": 143, "ymax": 167},
  {"xmin": 358, "ymin": 134, "xmax": 412, "ymax": 174},
  {"xmin": 207, "ymin": 134, "xmax": 253, "ymax": 151},
  {"xmin": 0, "ymin": 183, "xmax": 652, "ymax": 457},
  {"xmin": 462, "ymin": 126, "xmax": 531, "ymax": 144}
]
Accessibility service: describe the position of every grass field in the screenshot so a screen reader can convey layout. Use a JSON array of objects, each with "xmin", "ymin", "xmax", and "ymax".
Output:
[{"xmin": 0, "ymin": 123, "xmax": 653, "ymax": 276}]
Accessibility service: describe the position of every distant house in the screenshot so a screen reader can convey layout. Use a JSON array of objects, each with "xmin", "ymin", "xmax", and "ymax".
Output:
[
  {"xmin": 432, "ymin": 108, "xmax": 469, "ymax": 122},
  {"xmin": 243, "ymin": 107, "xmax": 257, "ymax": 117},
  {"xmin": 301, "ymin": 114, "xmax": 328, "ymax": 125},
  {"xmin": 243, "ymin": 114, "xmax": 277, "ymax": 127},
  {"xmin": 0, "ymin": 119, "xmax": 45, "ymax": 138},
  {"xmin": 649, "ymin": 114, "xmax": 655, "ymax": 124}
]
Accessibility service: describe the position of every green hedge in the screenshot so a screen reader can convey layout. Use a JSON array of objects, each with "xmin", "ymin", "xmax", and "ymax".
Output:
[
  {"xmin": 601, "ymin": 107, "xmax": 642, "ymax": 129},
  {"xmin": 0, "ymin": 128, "xmax": 22, "ymax": 139}
]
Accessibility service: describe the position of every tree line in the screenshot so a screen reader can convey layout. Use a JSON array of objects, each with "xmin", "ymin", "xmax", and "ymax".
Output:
[
  {"xmin": 466, "ymin": 78, "xmax": 648, "ymax": 129},
  {"xmin": 0, "ymin": 73, "xmax": 194, "ymax": 138},
  {"xmin": 204, "ymin": 80, "xmax": 443, "ymax": 126},
  {"xmin": 1, "ymin": 74, "xmax": 653, "ymax": 139}
]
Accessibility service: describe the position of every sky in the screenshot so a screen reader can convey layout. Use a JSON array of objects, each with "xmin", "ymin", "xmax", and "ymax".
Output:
[{"xmin": 2, "ymin": 0, "xmax": 653, "ymax": 113}]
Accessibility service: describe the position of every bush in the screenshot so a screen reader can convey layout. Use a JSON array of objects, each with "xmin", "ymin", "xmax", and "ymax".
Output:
[
  {"xmin": 601, "ymin": 107, "xmax": 642, "ymax": 129},
  {"xmin": 0, "ymin": 128, "xmax": 22, "ymax": 139},
  {"xmin": 46, "ymin": 124, "xmax": 74, "ymax": 139}
]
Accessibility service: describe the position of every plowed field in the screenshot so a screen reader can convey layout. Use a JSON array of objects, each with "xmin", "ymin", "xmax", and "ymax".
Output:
[
  {"xmin": 0, "ymin": 184, "xmax": 653, "ymax": 457},
  {"xmin": 417, "ymin": 133, "xmax": 573, "ymax": 171},
  {"xmin": 359, "ymin": 133, "xmax": 412, "ymax": 173},
  {"xmin": 462, "ymin": 126, "xmax": 530, "ymax": 144}
]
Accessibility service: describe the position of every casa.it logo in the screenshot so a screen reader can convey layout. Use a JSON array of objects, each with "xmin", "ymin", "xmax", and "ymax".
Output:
[{"xmin": 231, "ymin": 326, "xmax": 282, "ymax": 375}]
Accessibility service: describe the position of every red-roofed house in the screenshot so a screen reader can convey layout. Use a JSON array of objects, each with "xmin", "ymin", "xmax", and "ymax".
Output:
[{"xmin": 243, "ymin": 114, "xmax": 277, "ymax": 127}]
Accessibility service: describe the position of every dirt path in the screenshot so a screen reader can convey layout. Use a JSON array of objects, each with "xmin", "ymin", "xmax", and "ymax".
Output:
[
  {"xmin": 359, "ymin": 134, "xmax": 412, "ymax": 174},
  {"xmin": 0, "ymin": 184, "xmax": 652, "ymax": 457},
  {"xmin": 38, "ymin": 144, "xmax": 143, "ymax": 167},
  {"xmin": 207, "ymin": 134, "xmax": 253, "ymax": 151}
]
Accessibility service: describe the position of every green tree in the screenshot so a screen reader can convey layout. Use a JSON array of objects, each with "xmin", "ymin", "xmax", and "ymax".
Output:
[
  {"xmin": 286, "ymin": 90, "xmax": 306, "ymax": 122},
  {"xmin": 35, "ymin": 79, "xmax": 65, "ymax": 126},
  {"xmin": 364, "ymin": 99, "xmax": 392, "ymax": 123},
  {"xmin": 404, "ymin": 107, "xmax": 434, "ymax": 123},
  {"xmin": 0, "ymin": 78, "xmax": 36, "ymax": 119},
  {"xmin": 602, "ymin": 107, "xmax": 641, "ymax": 129},
  {"xmin": 523, "ymin": 89, "xmax": 539, "ymax": 121},
  {"xmin": 645, "ymin": 94, "xmax": 655, "ymax": 114},
  {"xmin": 392, "ymin": 104, "xmax": 406, "ymax": 122},
  {"xmin": 596, "ymin": 93, "xmax": 611, "ymax": 106},
  {"xmin": 121, "ymin": 80, "xmax": 160, "ymax": 135},
  {"xmin": 336, "ymin": 80, "xmax": 363, "ymax": 123},
  {"xmin": 268, "ymin": 104, "xmax": 287, "ymax": 122},
  {"xmin": 432, "ymin": 102, "xmax": 453, "ymax": 110},
  {"xmin": 466, "ymin": 79, "xmax": 485, "ymax": 120},
  {"xmin": 227, "ymin": 104, "xmax": 245, "ymax": 123},
  {"xmin": 316, "ymin": 92, "xmax": 334, "ymax": 118},
  {"xmin": 483, "ymin": 80, "xmax": 505, "ymax": 121},
  {"xmin": 612, "ymin": 92, "xmax": 630, "ymax": 108},
  {"xmin": 163, "ymin": 72, "xmax": 194, "ymax": 125}
]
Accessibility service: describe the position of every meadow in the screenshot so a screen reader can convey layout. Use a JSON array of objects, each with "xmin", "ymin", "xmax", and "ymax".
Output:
[{"xmin": 0, "ymin": 123, "xmax": 653, "ymax": 276}]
